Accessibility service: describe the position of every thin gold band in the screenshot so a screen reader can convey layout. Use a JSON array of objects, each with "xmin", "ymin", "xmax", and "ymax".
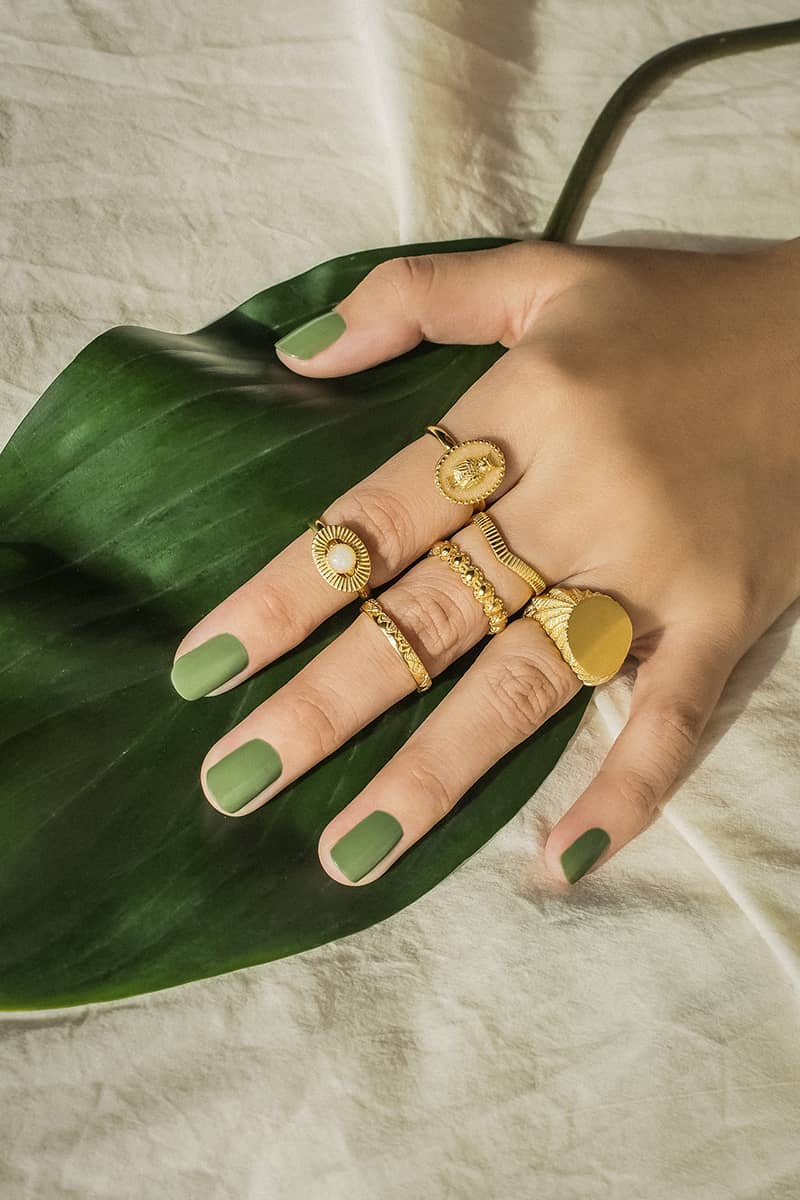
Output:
[
  {"xmin": 471, "ymin": 511, "xmax": 548, "ymax": 596},
  {"xmin": 424, "ymin": 424, "xmax": 457, "ymax": 450},
  {"xmin": 428, "ymin": 539, "xmax": 508, "ymax": 634},
  {"xmin": 360, "ymin": 598, "xmax": 433, "ymax": 692}
]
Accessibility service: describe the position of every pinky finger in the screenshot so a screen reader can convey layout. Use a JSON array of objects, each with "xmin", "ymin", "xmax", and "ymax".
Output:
[{"xmin": 544, "ymin": 631, "xmax": 737, "ymax": 885}]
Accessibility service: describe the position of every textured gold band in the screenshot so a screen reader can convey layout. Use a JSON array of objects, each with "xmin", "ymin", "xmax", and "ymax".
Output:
[
  {"xmin": 360, "ymin": 598, "xmax": 433, "ymax": 693},
  {"xmin": 471, "ymin": 511, "xmax": 548, "ymax": 596},
  {"xmin": 428, "ymin": 539, "xmax": 508, "ymax": 634},
  {"xmin": 523, "ymin": 586, "xmax": 633, "ymax": 686}
]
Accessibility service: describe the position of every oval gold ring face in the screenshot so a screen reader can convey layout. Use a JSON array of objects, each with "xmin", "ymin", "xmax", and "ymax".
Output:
[
  {"xmin": 434, "ymin": 439, "xmax": 506, "ymax": 505},
  {"xmin": 568, "ymin": 593, "xmax": 633, "ymax": 684},
  {"xmin": 311, "ymin": 523, "xmax": 371, "ymax": 593}
]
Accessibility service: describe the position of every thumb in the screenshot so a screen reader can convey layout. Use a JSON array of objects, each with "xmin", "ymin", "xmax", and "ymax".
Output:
[
  {"xmin": 273, "ymin": 242, "xmax": 574, "ymax": 377},
  {"xmin": 544, "ymin": 631, "xmax": 739, "ymax": 885}
]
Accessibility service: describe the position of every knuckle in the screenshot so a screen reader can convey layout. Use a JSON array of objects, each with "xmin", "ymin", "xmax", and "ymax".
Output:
[
  {"xmin": 405, "ymin": 755, "xmax": 454, "ymax": 822},
  {"xmin": 391, "ymin": 578, "xmax": 473, "ymax": 664},
  {"xmin": 258, "ymin": 577, "xmax": 308, "ymax": 640},
  {"xmin": 657, "ymin": 700, "xmax": 706, "ymax": 759},
  {"xmin": 283, "ymin": 682, "xmax": 350, "ymax": 759},
  {"xmin": 372, "ymin": 254, "xmax": 437, "ymax": 312},
  {"xmin": 616, "ymin": 766, "xmax": 660, "ymax": 828},
  {"xmin": 481, "ymin": 653, "xmax": 570, "ymax": 740},
  {"xmin": 333, "ymin": 487, "xmax": 417, "ymax": 567}
]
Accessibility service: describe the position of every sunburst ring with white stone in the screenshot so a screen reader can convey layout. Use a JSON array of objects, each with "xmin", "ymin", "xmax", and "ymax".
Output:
[
  {"xmin": 310, "ymin": 519, "xmax": 372, "ymax": 597},
  {"xmin": 424, "ymin": 424, "xmax": 506, "ymax": 507}
]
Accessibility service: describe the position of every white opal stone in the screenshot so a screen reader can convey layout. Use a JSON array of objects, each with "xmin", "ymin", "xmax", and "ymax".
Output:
[{"xmin": 326, "ymin": 542, "xmax": 357, "ymax": 575}]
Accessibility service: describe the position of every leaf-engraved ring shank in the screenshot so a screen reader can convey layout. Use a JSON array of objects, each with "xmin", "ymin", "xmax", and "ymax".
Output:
[{"xmin": 360, "ymin": 598, "xmax": 433, "ymax": 693}]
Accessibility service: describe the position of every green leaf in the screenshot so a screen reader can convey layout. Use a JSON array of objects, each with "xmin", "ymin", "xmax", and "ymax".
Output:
[
  {"xmin": 2, "ymin": 17, "xmax": 798, "ymax": 1009},
  {"xmin": 0, "ymin": 235, "xmax": 592, "ymax": 1009}
]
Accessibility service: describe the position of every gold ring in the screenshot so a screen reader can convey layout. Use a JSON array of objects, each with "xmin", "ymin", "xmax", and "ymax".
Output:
[
  {"xmin": 523, "ymin": 586, "xmax": 633, "ymax": 685},
  {"xmin": 360, "ymin": 598, "xmax": 432, "ymax": 692},
  {"xmin": 424, "ymin": 424, "xmax": 505, "ymax": 507},
  {"xmin": 471, "ymin": 511, "xmax": 548, "ymax": 597},
  {"xmin": 309, "ymin": 518, "xmax": 372, "ymax": 599},
  {"xmin": 428, "ymin": 539, "xmax": 508, "ymax": 634}
]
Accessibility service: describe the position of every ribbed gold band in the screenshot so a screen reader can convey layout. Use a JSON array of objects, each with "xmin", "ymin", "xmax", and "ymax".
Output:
[
  {"xmin": 428, "ymin": 539, "xmax": 508, "ymax": 634},
  {"xmin": 471, "ymin": 511, "xmax": 548, "ymax": 596},
  {"xmin": 360, "ymin": 598, "xmax": 433, "ymax": 693}
]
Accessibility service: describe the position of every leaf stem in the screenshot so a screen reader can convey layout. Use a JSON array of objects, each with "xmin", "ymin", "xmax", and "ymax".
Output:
[{"xmin": 543, "ymin": 18, "xmax": 800, "ymax": 244}]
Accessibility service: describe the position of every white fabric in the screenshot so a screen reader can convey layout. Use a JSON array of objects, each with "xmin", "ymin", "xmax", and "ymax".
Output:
[{"xmin": 1, "ymin": 2, "xmax": 799, "ymax": 1196}]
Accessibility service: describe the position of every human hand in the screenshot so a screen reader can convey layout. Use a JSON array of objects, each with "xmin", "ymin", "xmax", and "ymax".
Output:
[{"xmin": 169, "ymin": 237, "xmax": 800, "ymax": 886}]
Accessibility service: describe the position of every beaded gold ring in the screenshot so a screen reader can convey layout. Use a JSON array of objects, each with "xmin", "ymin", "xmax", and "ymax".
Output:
[{"xmin": 428, "ymin": 538, "xmax": 508, "ymax": 634}]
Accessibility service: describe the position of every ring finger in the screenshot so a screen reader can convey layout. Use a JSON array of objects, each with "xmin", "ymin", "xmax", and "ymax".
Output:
[{"xmin": 319, "ymin": 609, "xmax": 580, "ymax": 885}]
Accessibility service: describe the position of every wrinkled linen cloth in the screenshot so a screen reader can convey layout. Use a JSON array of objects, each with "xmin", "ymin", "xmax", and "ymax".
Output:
[{"xmin": 1, "ymin": 2, "xmax": 799, "ymax": 1197}]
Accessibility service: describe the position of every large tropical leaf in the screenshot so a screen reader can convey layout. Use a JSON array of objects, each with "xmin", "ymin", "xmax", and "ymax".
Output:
[
  {"xmin": 1, "ymin": 19, "xmax": 797, "ymax": 1010},
  {"xmin": 0, "ymin": 236, "xmax": 593, "ymax": 1009}
]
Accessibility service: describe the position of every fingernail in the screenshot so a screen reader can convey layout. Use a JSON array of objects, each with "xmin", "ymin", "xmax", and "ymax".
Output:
[
  {"xmin": 206, "ymin": 739, "xmax": 283, "ymax": 814},
  {"xmin": 330, "ymin": 810, "xmax": 404, "ymax": 882},
  {"xmin": 560, "ymin": 828, "xmax": 611, "ymax": 884},
  {"xmin": 275, "ymin": 309, "xmax": 346, "ymax": 359},
  {"xmin": 170, "ymin": 633, "xmax": 248, "ymax": 701}
]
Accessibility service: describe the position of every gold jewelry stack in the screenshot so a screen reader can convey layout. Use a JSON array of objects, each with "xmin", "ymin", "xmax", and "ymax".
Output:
[{"xmin": 307, "ymin": 419, "xmax": 634, "ymax": 695}]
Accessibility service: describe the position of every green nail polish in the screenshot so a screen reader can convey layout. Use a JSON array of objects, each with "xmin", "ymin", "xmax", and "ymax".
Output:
[
  {"xmin": 274, "ymin": 309, "xmax": 346, "ymax": 359},
  {"xmin": 330, "ymin": 810, "xmax": 403, "ymax": 882},
  {"xmin": 170, "ymin": 633, "xmax": 249, "ymax": 701},
  {"xmin": 560, "ymin": 828, "xmax": 611, "ymax": 884},
  {"xmin": 206, "ymin": 739, "xmax": 282, "ymax": 814}
]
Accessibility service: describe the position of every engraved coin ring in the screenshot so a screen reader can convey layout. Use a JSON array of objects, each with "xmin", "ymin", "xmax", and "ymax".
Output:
[{"xmin": 424, "ymin": 424, "xmax": 506, "ymax": 508}]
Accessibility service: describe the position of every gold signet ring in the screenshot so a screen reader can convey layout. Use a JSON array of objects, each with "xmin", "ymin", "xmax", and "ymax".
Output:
[
  {"xmin": 471, "ymin": 512, "xmax": 548, "ymax": 597},
  {"xmin": 523, "ymin": 587, "xmax": 633, "ymax": 686},
  {"xmin": 310, "ymin": 518, "xmax": 372, "ymax": 598},
  {"xmin": 425, "ymin": 424, "xmax": 505, "ymax": 506}
]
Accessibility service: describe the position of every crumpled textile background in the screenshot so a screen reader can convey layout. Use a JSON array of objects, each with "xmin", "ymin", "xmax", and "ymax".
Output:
[{"xmin": 1, "ymin": 2, "xmax": 799, "ymax": 1197}]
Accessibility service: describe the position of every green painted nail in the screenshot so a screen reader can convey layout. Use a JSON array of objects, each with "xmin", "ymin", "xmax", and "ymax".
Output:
[
  {"xmin": 170, "ymin": 633, "xmax": 248, "ymax": 701},
  {"xmin": 274, "ymin": 309, "xmax": 346, "ymax": 359},
  {"xmin": 206, "ymin": 739, "xmax": 283, "ymax": 814},
  {"xmin": 560, "ymin": 828, "xmax": 611, "ymax": 884},
  {"xmin": 330, "ymin": 810, "xmax": 404, "ymax": 882}
]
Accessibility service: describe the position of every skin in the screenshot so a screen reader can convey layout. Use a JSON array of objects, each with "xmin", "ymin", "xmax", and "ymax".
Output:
[{"xmin": 171, "ymin": 237, "xmax": 800, "ymax": 886}]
